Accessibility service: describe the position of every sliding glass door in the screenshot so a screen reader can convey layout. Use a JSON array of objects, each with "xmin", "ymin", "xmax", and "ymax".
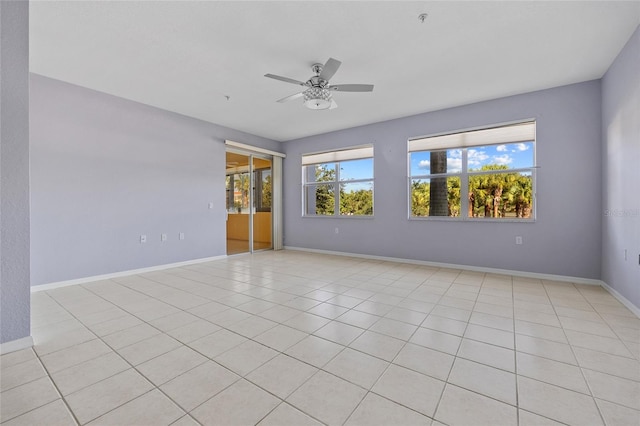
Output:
[
  {"xmin": 225, "ymin": 151, "xmax": 272, "ymax": 254},
  {"xmin": 252, "ymin": 156, "xmax": 272, "ymax": 251}
]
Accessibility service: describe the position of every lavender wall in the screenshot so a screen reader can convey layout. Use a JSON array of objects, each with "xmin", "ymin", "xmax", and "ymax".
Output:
[
  {"xmin": 30, "ymin": 74, "xmax": 279, "ymax": 286},
  {"xmin": 602, "ymin": 25, "xmax": 640, "ymax": 307},
  {"xmin": 283, "ymin": 81, "xmax": 603, "ymax": 280},
  {"xmin": 1, "ymin": 1, "xmax": 31, "ymax": 345}
]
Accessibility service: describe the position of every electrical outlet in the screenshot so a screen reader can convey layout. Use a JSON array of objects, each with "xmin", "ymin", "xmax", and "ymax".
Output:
[
  {"xmin": 208, "ymin": 202, "xmax": 214, "ymax": 209},
  {"xmin": 161, "ymin": 234, "xmax": 167, "ymax": 242},
  {"xmin": 179, "ymin": 232, "xmax": 185, "ymax": 240},
  {"xmin": 515, "ymin": 236, "xmax": 523, "ymax": 245},
  {"xmin": 335, "ymin": 227, "xmax": 339, "ymax": 234},
  {"xmin": 140, "ymin": 235, "xmax": 147, "ymax": 243}
]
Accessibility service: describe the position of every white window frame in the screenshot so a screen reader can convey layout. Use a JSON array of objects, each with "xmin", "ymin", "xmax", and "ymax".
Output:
[
  {"xmin": 302, "ymin": 145, "xmax": 374, "ymax": 218},
  {"xmin": 408, "ymin": 120, "xmax": 537, "ymax": 222}
]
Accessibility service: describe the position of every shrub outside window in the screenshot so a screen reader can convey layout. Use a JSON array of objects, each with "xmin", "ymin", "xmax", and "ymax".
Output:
[
  {"xmin": 303, "ymin": 146, "xmax": 374, "ymax": 217},
  {"xmin": 409, "ymin": 121, "xmax": 536, "ymax": 220}
]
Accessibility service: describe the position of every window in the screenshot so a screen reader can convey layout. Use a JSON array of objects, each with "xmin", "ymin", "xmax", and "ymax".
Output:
[
  {"xmin": 409, "ymin": 121, "xmax": 536, "ymax": 220},
  {"xmin": 303, "ymin": 146, "xmax": 374, "ymax": 217}
]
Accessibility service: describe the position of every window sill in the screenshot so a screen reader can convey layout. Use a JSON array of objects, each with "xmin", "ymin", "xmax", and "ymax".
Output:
[
  {"xmin": 302, "ymin": 215, "xmax": 375, "ymax": 219},
  {"xmin": 409, "ymin": 217, "xmax": 536, "ymax": 223}
]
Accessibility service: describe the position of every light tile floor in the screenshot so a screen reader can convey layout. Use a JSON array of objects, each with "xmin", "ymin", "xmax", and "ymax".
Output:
[{"xmin": 2, "ymin": 250, "xmax": 640, "ymax": 425}]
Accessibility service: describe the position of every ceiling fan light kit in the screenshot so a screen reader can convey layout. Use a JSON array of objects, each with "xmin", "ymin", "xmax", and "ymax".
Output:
[
  {"xmin": 303, "ymin": 87, "xmax": 333, "ymax": 110},
  {"xmin": 265, "ymin": 57, "xmax": 374, "ymax": 111}
]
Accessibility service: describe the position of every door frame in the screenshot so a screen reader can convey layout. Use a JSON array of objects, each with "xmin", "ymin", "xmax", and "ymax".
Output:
[{"xmin": 225, "ymin": 141, "xmax": 285, "ymax": 253}]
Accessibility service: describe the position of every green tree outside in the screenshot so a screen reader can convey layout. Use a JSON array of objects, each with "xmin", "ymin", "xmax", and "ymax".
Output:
[
  {"xmin": 411, "ymin": 164, "xmax": 533, "ymax": 218},
  {"xmin": 312, "ymin": 164, "xmax": 373, "ymax": 216},
  {"xmin": 340, "ymin": 188, "xmax": 373, "ymax": 215},
  {"xmin": 313, "ymin": 164, "xmax": 336, "ymax": 215}
]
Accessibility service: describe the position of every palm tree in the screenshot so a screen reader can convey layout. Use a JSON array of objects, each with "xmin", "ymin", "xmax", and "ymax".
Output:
[
  {"xmin": 429, "ymin": 151, "xmax": 448, "ymax": 216},
  {"xmin": 448, "ymin": 176, "xmax": 461, "ymax": 217},
  {"xmin": 506, "ymin": 174, "xmax": 533, "ymax": 218}
]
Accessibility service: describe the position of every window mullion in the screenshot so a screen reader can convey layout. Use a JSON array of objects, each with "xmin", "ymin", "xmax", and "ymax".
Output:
[
  {"xmin": 461, "ymin": 149, "xmax": 469, "ymax": 219},
  {"xmin": 335, "ymin": 162, "xmax": 340, "ymax": 216}
]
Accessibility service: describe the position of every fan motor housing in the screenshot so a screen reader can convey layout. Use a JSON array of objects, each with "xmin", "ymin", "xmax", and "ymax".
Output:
[{"xmin": 308, "ymin": 76, "xmax": 328, "ymax": 88}]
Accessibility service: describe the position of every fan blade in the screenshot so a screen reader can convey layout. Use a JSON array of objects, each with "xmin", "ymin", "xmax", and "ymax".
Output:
[
  {"xmin": 328, "ymin": 84, "xmax": 374, "ymax": 92},
  {"xmin": 319, "ymin": 58, "xmax": 341, "ymax": 80},
  {"xmin": 277, "ymin": 92, "xmax": 304, "ymax": 103},
  {"xmin": 264, "ymin": 74, "xmax": 307, "ymax": 87},
  {"xmin": 329, "ymin": 99, "xmax": 338, "ymax": 110}
]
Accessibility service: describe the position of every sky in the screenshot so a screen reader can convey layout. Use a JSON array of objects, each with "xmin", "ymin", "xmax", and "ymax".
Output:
[
  {"xmin": 314, "ymin": 141, "xmax": 534, "ymax": 192},
  {"xmin": 313, "ymin": 158, "xmax": 373, "ymax": 192},
  {"xmin": 410, "ymin": 141, "xmax": 534, "ymax": 176},
  {"xmin": 339, "ymin": 158, "xmax": 373, "ymax": 181}
]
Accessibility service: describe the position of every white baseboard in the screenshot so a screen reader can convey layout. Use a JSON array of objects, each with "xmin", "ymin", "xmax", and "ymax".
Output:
[
  {"xmin": 286, "ymin": 248, "xmax": 640, "ymax": 317},
  {"xmin": 600, "ymin": 281, "xmax": 640, "ymax": 318},
  {"xmin": 284, "ymin": 246, "xmax": 604, "ymax": 286},
  {"xmin": 0, "ymin": 336, "xmax": 34, "ymax": 355},
  {"xmin": 31, "ymin": 255, "xmax": 227, "ymax": 292},
  {"xmin": 29, "ymin": 247, "xmax": 639, "ymax": 319}
]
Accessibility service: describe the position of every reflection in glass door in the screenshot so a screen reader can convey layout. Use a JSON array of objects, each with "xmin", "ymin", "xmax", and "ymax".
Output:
[
  {"xmin": 225, "ymin": 151, "xmax": 272, "ymax": 255},
  {"xmin": 225, "ymin": 156, "xmax": 250, "ymax": 254},
  {"xmin": 252, "ymin": 156, "xmax": 272, "ymax": 252}
]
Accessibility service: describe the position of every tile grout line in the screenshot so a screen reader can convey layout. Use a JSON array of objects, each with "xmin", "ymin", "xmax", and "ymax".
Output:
[
  {"xmin": 420, "ymin": 269, "xmax": 466, "ymax": 424},
  {"xmin": 0, "ymin": 347, "xmax": 79, "ymax": 425},
  {"xmin": 576, "ymin": 285, "xmax": 640, "ymax": 363},
  {"xmin": 543, "ymin": 281, "xmax": 607, "ymax": 426},
  {"xmin": 565, "ymin": 283, "xmax": 627, "ymax": 425},
  {"xmin": 333, "ymin": 266, "xmax": 454, "ymax": 426},
  {"xmin": 103, "ymin": 280, "xmax": 339, "ymax": 424},
  {"xmin": 76, "ymin": 283, "xmax": 259, "ymax": 424},
  {"xmin": 510, "ymin": 275, "xmax": 520, "ymax": 426},
  {"xmin": 48, "ymin": 283, "xmax": 217, "ymax": 424},
  {"xmin": 86, "ymin": 267, "xmax": 352, "ymax": 424},
  {"xmin": 30, "ymin": 293, "xmax": 85, "ymax": 426}
]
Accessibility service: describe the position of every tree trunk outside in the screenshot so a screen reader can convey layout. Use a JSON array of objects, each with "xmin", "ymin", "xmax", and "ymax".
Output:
[
  {"xmin": 515, "ymin": 200, "xmax": 523, "ymax": 218},
  {"xmin": 493, "ymin": 187, "xmax": 503, "ymax": 218},
  {"xmin": 429, "ymin": 151, "xmax": 448, "ymax": 216}
]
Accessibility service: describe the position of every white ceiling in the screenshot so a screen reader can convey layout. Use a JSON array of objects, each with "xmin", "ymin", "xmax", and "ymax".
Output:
[{"xmin": 29, "ymin": 1, "xmax": 640, "ymax": 142}]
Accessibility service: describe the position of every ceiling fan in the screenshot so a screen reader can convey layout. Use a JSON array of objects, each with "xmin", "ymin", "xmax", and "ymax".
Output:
[{"xmin": 265, "ymin": 58, "xmax": 374, "ymax": 110}]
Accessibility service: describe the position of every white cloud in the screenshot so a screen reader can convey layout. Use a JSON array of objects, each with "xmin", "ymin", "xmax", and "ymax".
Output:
[
  {"xmin": 513, "ymin": 143, "xmax": 530, "ymax": 152},
  {"xmin": 493, "ymin": 154, "xmax": 513, "ymax": 165},
  {"xmin": 449, "ymin": 149, "xmax": 462, "ymax": 158},
  {"xmin": 418, "ymin": 160, "xmax": 430, "ymax": 169},
  {"xmin": 446, "ymin": 157, "xmax": 462, "ymax": 172},
  {"xmin": 468, "ymin": 149, "xmax": 489, "ymax": 166},
  {"xmin": 496, "ymin": 145, "xmax": 507, "ymax": 152}
]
